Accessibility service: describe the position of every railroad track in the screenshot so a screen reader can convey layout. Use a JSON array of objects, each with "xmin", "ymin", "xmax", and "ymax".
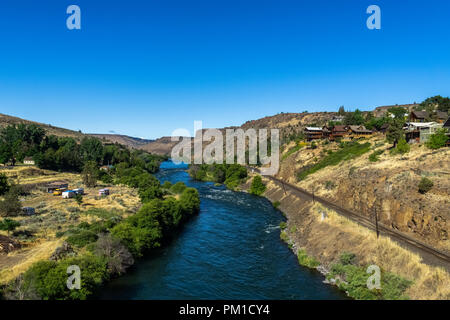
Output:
[{"xmin": 248, "ymin": 167, "xmax": 450, "ymax": 268}]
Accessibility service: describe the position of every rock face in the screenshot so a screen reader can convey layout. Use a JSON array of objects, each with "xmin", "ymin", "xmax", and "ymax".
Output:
[
  {"xmin": 279, "ymin": 135, "xmax": 450, "ymax": 253},
  {"xmin": 49, "ymin": 242, "xmax": 75, "ymax": 261},
  {"xmin": 0, "ymin": 235, "xmax": 21, "ymax": 254}
]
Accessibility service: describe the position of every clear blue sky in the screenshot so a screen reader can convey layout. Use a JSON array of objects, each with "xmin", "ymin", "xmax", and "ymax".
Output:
[{"xmin": 0, "ymin": 0, "xmax": 449, "ymax": 139}]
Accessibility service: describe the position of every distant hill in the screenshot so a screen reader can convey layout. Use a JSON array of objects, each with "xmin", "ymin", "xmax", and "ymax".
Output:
[
  {"xmin": 89, "ymin": 134, "xmax": 154, "ymax": 149},
  {"xmin": 140, "ymin": 136, "xmax": 187, "ymax": 156},
  {"xmin": 1, "ymin": 101, "xmax": 421, "ymax": 156}
]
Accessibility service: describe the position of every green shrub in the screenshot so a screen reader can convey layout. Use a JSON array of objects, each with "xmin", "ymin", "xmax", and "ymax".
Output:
[
  {"xmin": 162, "ymin": 181, "xmax": 172, "ymax": 189},
  {"xmin": 280, "ymin": 230, "xmax": 289, "ymax": 243},
  {"xmin": 170, "ymin": 182, "xmax": 187, "ymax": 194},
  {"xmin": 418, "ymin": 177, "xmax": 433, "ymax": 194},
  {"xmin": 339, "ymin": 252, "xmax": 356, "ymax": 265},
  {"xmin": 0, "ymin": 218, "xmax": 20, "ymax": 235},
  {"xmin": 19, "ymin": 254, "xmax": 109, "ymax": 300},
  {"xmin": 272, "ymin": 201, "xmax": 281, "ymax": 208},
  {"xmin": 297, "ymin": 249, "xmax": 320, "ymax": 268},
  {"xmin": 282, "ymin": 143, "xmax": 304, "ymax": 160},
  {"xmin": 66, "ymin": 230, "xmax": 98, "ymax": 248},
  {"xmin": 298, "ymin": 142, "xmax": 371, "ymax": 180},
  {"xmin": 325, "ymin": 181, "xmax": 336, "ymax": 190},
  {"xmin": 327, "ymin": 262, "xmax": 412, "ymax": 300},
  {"xmin": 369, "ymin": 149, "xmax": 384, "ymax": 162},
  {"xmin": 279, "ymin": 221, "xmax": 287, "ymax": 230},
  {"xmin": 390, "ymin": 139, "xmax": 410, "ymax": 155},
  {"xmin": 426, "ymin": 129, "xmax": 448, "ymax": 149},
  {"xmin": 249, "ymin": 176, "xmax": 266, "ymax": 196}
]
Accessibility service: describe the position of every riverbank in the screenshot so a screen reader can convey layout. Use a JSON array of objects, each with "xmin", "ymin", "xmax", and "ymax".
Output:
[
  {"xmin": 0, "ymin": 162, "xmax": 200, "ymax": 300},
  {"xmin": 241, "ymin": 174, "xmax": 450, "ymax": 300}
]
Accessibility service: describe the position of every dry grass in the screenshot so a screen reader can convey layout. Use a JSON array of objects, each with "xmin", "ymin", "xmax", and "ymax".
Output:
[
  {"xmin": 315, "ymin": 203, "xmax": 450, "ymax": 300},
  {"xmin": 277, "ymin": 135, "xmax": 450, "ymax": 253},
  {"xmin": 0, "ymin": 166, "xmax": 141, "ymax": 284},
  {"xmin": 0, "ymin": 239, "xmax": 62, "ymax": 285}
]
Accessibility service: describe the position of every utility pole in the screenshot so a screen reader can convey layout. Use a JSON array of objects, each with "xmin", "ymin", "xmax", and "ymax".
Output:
[
  {"xmin": 374, "ymin": 206, "xmax": 379, "ymax": 239},
  {"xmin": 312, "ymin": 186, "xmax": 315, "ymax": 203},
  {"xmin": 281, "ymin": 180, "xmax": 287, "ymax": 195}
]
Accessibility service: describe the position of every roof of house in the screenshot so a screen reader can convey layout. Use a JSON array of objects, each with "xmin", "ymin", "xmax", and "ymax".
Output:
[
  {"xmin": 348, "ymin": 125, "xmax": 372, "ymax": 134},
  {"xmin": 333, "ymin": 125, "xmax": 347, "ymax": 132},
  {"xmin": 305, "ymin": 127, "xmax": 323, "ymax": 131},
  {"xmin": 436, "ymin": 111, "xmax": 448, "ymax": 120},
  {"xmin": 47, "ymin": 181, "xmax": 69, "ymax": 187},
  {"xmin": 443, "ymin": 117, "xmax": 450, "ymax": 128},
  {"xmin": 411, "ymin": 110, "xmax": 428, "ymax": 119},
  {"xmin": 405, "ymin": 122, "xmax": 439, "ymax": 128}
]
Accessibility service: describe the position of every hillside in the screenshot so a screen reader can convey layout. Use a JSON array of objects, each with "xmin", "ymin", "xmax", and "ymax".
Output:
[
  {"xmin": 89, "ymin": 134, "xmax": 154, "ymax": 149},
  {"xmin": 0, "ymin": 113, "xmax": 84, "ymax": 140},
  {"xmin": 277, "ymin": 135, "xmax": 449, "ymax": 253}
]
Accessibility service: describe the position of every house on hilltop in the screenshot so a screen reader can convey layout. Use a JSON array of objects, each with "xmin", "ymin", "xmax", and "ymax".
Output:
[
  {"xmin": 23, "ymin": 157, "xmax": 35, "ymax": 165},
  {"xmin": 410, "ymin": 111, "xmax": 428, "ymax": 122},
  {"xmin": 347, "ymin": 125, "xmax": 373, "ymax": 138},
  {"xmin": 435, "ymin": 111, "xmax": 448, "ymax": 124},
  {"xmin": 304, "ymin": 127, "xmax": 323, "ymax": 141},
  {"xmin": 404, "ymin": 122, "xmax": 442, "ymax": 143},
  {"xmin": 329, "ymin": 125, "xmax": 348, "ymax": 140}
]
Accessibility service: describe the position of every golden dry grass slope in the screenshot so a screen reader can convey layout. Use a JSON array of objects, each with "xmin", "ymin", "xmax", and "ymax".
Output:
[{"xmin": 0, "ymin": 165, "xmax": 141, "ymax": 284}]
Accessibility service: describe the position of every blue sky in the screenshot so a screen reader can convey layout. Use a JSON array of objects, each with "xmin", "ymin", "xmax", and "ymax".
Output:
[{"xmin": 0, "ymin": 0, "xmax": 449, "ymax": 139}]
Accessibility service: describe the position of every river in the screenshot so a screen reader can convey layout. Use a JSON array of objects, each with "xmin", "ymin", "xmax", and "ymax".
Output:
[{"xmin": 97, "ymin": 161, "xmax": 346, "ymax": 299}]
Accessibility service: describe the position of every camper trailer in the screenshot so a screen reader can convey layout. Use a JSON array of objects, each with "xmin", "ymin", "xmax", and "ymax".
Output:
[
  {"xmin": 62, "ymin": 191, "xmax": 76, "ymax": 199},
  {"xmin": 98, "ymin": 188, "xmax": 110, "ymax": 197}
]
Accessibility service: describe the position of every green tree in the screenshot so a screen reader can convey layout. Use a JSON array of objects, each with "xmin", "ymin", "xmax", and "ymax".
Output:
[
  {"xmin": 386, "ymin": 119, "xmax": 405, "ymax": 147},
  {"xmin": 344, "ymin": 109, "xmax": 365, "ymax": 125},
  {"xmin": 392, "ymin": 139, "xmax": 410, "ymax": 155},
  {"xmin": 74, "ymin": 193, "xmax": 83, "ymax": 206},
  {"xmin": 179, "ymin": 188, "xmax": 201, "ymax": 215},
  {"xmin": 0, "ymin": 173, "xmax": 9, "ymax": 196},
  {"xmin": 249, "ymin": 175, "xmax": 266, "ymax": 196},
  {"xmin": 138, "ymin": 185, "xmax": 163, "ymax": 203},
  {"xmin": 21, "ymin": 254, "xmax": 108, "ymax": 300},
  {"xmin": 80, "ymin": 137, "xmax": 104, "ymax": 165},
  {"xmin": 338, "ymin": 106, "xmax": 345, "ymax": 115},
  {"xmin": 0, "ymin": 218, "xmax": 20, "ymax": 235},
  {"xmin": 0, "ymin": 185, "xmax": 22, "ymax": 217},
  {"xmin": 419, "ymin": 95, "xmax": 450, "ymax": 113},
  {"xmin": 387, "ymin": 106, "xmax": 407, "ymax": 120},
  {"xmin": 93, "ymin": 234, "xmax": 134, "ymax": 276},
  {"xmin": 82, "ymin": 161, "xmax": 99, "ymax": 188}
]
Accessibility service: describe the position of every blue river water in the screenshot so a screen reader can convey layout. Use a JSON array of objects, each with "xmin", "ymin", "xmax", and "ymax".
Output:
[{"xmin": 97, "ymin": 161, "xmax": 346, "ymax": 299}]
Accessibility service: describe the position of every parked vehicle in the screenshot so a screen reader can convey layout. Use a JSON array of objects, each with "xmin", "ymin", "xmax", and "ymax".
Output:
[
  {"xmin": 62, "ymin": 190, "xmax": 76, "ymax": 199},
  {"xmin": 73, "ymin": 188, "xmax": 84, "ymax": 195},
  {"xmin": 53, "ymin": 188, "xmax": 67, "ymax": 196},
  {"xmin": 22, "ymin": 207, "xmax": 35, "ymax": 216},
  {"xmin": 98, "ymin": 188, "xmax": 110, "ymax": 196}
]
